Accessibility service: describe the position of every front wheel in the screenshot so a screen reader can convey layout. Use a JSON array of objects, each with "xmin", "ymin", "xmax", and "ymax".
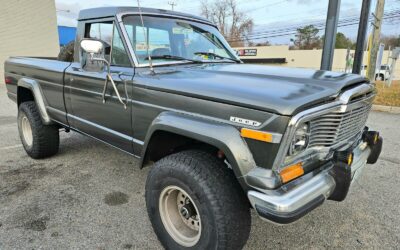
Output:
[
  {"xmin": 376, "ymin": 74, "xmax": 384, "ymax": 81},
  {"xmin": 145, "ymin": 150, "xmax": 251, "ymax": 249}
]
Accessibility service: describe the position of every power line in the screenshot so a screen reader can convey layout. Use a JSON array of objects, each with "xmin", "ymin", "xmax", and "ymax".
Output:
[
  {"xmin": 227, "ymin": 13, "xmax": 400, "ymax": 42},
  {"xmin": 229, "ymin": 16, "xmax": 399, "ymax": 42},
  {"xmin": 247, "ymin": 9, "xmax": 400, "ymax": 36},
  {"xmin": 232, "ymin": 9, "xmax": 400, "ymax": 40},
  {"xmin": 241, "ymin": 0, "xmax": 288, "ymax": 13}
]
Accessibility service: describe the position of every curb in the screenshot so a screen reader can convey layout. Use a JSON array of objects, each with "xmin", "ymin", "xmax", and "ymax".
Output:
[{"xmin": 372, "ymin": 105, "xmax": 400, "ymax": 114}]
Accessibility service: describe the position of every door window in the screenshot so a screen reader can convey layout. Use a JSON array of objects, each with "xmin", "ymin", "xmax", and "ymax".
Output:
[
  {"xmin": 85, "ymin": 22, "xmax": 131, "ymax": 67},
  {"xmin": 111, "ymin": 28, "xmax": 131, "ymax": 67}
]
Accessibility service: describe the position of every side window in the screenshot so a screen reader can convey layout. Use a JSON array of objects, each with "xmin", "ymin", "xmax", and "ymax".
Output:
[
  {"xmin": 87, "ymin": 22, "xmax": 113, "ymax": 43},
  {"xmin": 111, "ymin": 28, "xmax": 131, "ymax": 67},
  {"xmin": 85, "ymin": 21, "xmax": 131, "ymax": 67},
  {"xmin": 86, "ymin": 22, "xmax": 113, "ymax": 61}
]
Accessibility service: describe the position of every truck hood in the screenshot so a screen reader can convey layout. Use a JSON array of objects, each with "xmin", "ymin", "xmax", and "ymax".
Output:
[{"xmin": 137, "ymin": 63, "xmax": 368, "ymax": 115}]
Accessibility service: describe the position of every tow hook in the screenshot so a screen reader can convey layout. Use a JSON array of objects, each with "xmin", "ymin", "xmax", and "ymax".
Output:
[{"xmin": 363, "ymin": 131, "xmax": 383, "ymax": 164}]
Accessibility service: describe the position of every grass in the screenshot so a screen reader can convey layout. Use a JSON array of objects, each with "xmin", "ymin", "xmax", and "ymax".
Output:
[{"xmin": 373, "ymin": 80, "xmax": 400, "ymax": 107}]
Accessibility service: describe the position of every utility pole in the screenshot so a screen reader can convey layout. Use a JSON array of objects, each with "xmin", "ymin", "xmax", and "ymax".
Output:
[
  {"xmin": 168, "ymin": 1, "xmax": 177, "ymax": 10},
  {"xmin": 321, "ymin": 0, "xmax": 341, "ymax": 71},
  {"xmin": 387, "ymin": 47, "xmax": 400, "ymax": 86},
  {"xmin": 353, "ymin": 0, "xmax": 372, "ymax": 74},
  {"xmin": 345, "ymin": 48, "xmax": 351, "ymax": 73},
  {"xmin": 367, "ymin": 0, "xmax": 385, "ymax": 82}
]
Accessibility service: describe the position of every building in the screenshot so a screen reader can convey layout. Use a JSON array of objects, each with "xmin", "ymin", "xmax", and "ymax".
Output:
[
  {"xmin": 0, "ymin": 0, "xmax": 59, "ymax": 83},
  {"xmin": 234, "ymin": 45, "xmax": 400, "ymax": 79}
]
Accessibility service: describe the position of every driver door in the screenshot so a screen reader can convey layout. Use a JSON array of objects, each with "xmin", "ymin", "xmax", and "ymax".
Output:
[{"xmin": 64, "ymin": 20, "xmax": 135, "ymax": 153}]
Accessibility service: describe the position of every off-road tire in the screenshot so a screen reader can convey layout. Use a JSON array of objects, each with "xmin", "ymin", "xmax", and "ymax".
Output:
[
  {"xmin": 375, "ymin": 74, "xmax": 384, "ymax": 81},
  {"xmin": 58, "ymin": 41, "xmax": 75, "ymax": 62},
  {"xmin": 18, "ymin": 101, "xmax": 59, "ymax": 159},
  {"xmin": 145, "ymin": 150, "xmax": 251, "ymax": 250}
]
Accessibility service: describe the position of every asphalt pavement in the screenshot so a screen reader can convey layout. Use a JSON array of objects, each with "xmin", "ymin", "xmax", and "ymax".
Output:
[{"xmin": 0, "ymin": 83, "xmax": 399, "ymax": 249}]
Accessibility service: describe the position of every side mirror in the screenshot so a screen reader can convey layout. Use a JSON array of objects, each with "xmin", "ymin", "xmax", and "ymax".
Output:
[
  {"xmin": 80, "ymin": 39, "xmax": 106, "ymax": 72},
  {"xmin": 81, "ymin": 39, "xmax": 104, "ymax": 54}
]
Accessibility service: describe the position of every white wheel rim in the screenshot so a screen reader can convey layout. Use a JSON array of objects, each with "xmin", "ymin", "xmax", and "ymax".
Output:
[
  {"xmin": 159, "ymin": 185, "xmax": 201, "ymax": 247},
  {"xmin": 21, "ymin": 115, "xmax": 33, "ymax": 147}
]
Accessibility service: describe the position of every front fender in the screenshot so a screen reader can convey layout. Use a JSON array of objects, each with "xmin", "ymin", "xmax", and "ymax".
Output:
[
  {"xmin": 140, "ymin": 111, "xmax": 256, "ymax": 179},
  {"xmin": 18, "ymin": 78, "xmax": 52, "ymax": 125}
]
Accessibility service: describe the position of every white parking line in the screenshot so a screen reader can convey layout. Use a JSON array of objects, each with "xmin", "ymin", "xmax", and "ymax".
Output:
[{"xmin": 0, "ymin": 144, "xmax": 22, "ymax": 150}]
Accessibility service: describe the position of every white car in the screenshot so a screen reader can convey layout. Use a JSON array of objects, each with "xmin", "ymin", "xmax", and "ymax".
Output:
[
  {"xmin": 376, "ymin": 65, "xmax": 391, "ymax": 80},
  {"xmin": 361, "ymin": 64, "xmax": 391, "ymax": 80}
]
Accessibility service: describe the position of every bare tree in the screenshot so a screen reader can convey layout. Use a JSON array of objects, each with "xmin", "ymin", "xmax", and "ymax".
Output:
[
  {"xmin": 201, "ymin": 0, "xmax": 254, "ymax": 47},
  {"xmin": 380, "ymin": 35, "xmax": 400, "ymax": 49}
]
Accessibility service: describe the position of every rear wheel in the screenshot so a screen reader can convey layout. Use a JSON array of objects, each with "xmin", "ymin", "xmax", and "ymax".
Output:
[
  {"xmin": 18, "ymin": 101, "xmax": 59, "ymax": 159},
  {"xmin": 145, "ymin": 150, "xmax": 251, "ymax": 249}
]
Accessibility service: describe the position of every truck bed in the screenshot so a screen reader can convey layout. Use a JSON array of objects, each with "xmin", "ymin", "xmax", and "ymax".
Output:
[{"xmin": 4, "ymin": 56, "xmax": 72, "ymax": 125}]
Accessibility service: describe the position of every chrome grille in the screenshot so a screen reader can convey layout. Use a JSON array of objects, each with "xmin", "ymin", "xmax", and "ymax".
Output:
[{"xmin": 309, "ymin": 102, "xmax": 372, "ymax": 148}]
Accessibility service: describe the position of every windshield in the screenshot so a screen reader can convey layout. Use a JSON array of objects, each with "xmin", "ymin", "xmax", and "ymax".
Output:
[{"xmin": 122, "ymin": 15, "xmax": 238, "ymax": 64}]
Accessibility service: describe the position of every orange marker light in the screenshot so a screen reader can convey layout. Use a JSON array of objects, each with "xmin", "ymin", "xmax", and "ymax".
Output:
[
  {"xmin": 347, "ymin": 153, "xmax": 353, "ymax": 166},
  {"xmin": 241, "ymin": 128, "xmax": 273, "ymax": 143},
  {"xmin": 374, "ymin": 133, "xmax": 379, "ymax": 144},
  {"xmin": 280, "ymin": 162, "xmax": 304, "ymax": 183}
]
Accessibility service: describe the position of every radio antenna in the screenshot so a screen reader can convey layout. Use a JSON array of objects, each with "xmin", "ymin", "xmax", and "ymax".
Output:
[{"xmin": 136, "ymin": 0, "xmax": 154, "ymax": 74}]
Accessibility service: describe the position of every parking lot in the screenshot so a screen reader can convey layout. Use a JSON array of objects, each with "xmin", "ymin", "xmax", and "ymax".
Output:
[{"xmin": 0, "ymin": 83, "xmax": 399, "ymax": 249}]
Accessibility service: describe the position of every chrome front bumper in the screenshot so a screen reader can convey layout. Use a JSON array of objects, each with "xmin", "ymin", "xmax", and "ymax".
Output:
[{"xmin": 248, "ymin": 140, "xmax": 376, "ymax": 224}]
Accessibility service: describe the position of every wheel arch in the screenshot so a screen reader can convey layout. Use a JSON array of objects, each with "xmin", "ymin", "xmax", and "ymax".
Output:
[
  {"xmin": 17, "ymin": 78, "xmax": 52, "ymax": 125},
  {"xmin": 140, "ymin": 111, "xmax": 256, "ymax": 179}
]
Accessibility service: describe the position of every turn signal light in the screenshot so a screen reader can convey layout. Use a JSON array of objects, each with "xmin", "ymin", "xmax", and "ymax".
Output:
[
  {"xmin": 280, "ymin": 162, "xmax": 304, "ymax": 183},
  {"xmin": 240, "ymin": 128, "xmax": 273, "ymax": 143}
]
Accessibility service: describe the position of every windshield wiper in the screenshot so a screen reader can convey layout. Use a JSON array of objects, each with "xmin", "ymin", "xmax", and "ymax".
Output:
[
  {"xmin": 194, "ymin": 52, "xmax": 241, "ymax": 63},
  {"xmin": 145, "ymin": 55, "xmax": 203, "ymax": 63}
]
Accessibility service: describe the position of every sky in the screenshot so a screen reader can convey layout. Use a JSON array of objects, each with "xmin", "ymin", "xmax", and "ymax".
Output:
[{"xmin": 55, "ymin": 0, "xmax": 400, "ymax": 45}]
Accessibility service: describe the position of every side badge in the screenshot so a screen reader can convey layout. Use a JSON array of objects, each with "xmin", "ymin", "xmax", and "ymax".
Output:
[{"xmin": 230, "ymin": 116, "xmax": 261, "ymax": 127}]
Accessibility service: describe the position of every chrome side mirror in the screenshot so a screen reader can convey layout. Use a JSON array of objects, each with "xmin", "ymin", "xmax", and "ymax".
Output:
[
  {"xmin": 80, "ymin": 39, "xmax": 106, "ymax": 72},
  {"xmin": 81, "ymin": 39, "xmax": 104, "ymax": 54}
]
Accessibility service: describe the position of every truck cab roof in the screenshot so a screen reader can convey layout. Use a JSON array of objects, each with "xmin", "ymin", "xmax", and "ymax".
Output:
[{"xmin": 78, "ymin": 6, "xmax": 213, "ymax": 25}]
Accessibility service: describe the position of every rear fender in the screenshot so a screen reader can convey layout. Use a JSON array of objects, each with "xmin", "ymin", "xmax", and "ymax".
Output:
[{"xmin": 18, "ymin": 78, "xmax": 52, "ymax": 125}]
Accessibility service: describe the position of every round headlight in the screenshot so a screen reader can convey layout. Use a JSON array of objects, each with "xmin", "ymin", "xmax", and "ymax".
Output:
[{"xmin": 288, "ymin": 123, "xmax": 310, "ymax": 156}]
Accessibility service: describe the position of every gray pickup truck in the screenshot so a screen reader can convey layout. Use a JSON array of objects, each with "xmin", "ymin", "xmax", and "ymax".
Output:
[{"xmin": 4, "ymin": 7, "xmax": 383, "ymax": 249}]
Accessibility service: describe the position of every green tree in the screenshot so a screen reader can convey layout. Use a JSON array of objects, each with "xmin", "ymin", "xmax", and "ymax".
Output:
[
  {"xmin": 290, "ymin": 25, "xmax": 321, "ymax": 49},
  {"xmin": 334, "ymin": 32, "xmax": 355, "ymax": 49}
]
